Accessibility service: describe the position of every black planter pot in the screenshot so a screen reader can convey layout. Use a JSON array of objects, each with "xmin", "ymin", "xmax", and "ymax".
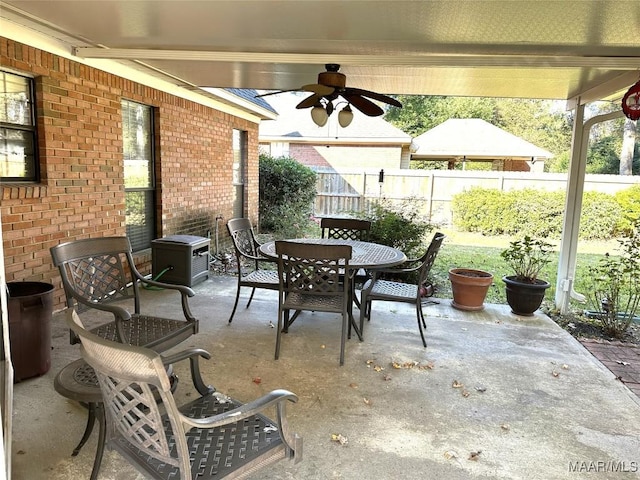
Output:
[{"xmin": 502, "ymin": 275, "xmax": 551, "ymax": 316}]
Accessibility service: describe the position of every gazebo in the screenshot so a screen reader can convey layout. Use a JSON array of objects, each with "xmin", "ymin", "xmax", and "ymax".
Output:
[{"xmin": 411, "ymin": 119, "xmax": 554, "ymax": 172}]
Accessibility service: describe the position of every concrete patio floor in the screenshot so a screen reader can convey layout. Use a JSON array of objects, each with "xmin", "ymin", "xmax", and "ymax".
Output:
[{"xmin": 11, "ymin": 275, "xmax": 640, "ymax": 479}]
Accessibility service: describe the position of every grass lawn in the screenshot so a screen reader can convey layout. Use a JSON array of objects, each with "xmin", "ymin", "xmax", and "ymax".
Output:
[{"xmin": 430, "ymin": 228, "xmax": 620, "ymax": 309}]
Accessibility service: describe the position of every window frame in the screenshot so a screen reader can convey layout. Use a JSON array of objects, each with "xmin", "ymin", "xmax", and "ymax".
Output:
[
  {"xmin": 0, "ymin": 70, "xmax": 39, "ymax": 182},
  {"xmin": 122, "ymin": 99, "xmax": 157, "ymax": 252}
]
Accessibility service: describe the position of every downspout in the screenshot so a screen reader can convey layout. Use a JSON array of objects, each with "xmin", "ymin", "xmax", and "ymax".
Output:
[{"xmin": 555, "ymin": 103, "xmax": 624, "ymax": 314}]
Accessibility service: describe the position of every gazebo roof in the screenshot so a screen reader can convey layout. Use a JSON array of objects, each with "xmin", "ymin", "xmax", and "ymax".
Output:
[{"xmin": 412, "ymin": 118, "xmax": 553, "ymax": 160}]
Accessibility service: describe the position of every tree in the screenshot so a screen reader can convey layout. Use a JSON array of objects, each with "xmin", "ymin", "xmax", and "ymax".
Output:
[{"xmin": 620, "ymin": 119, "xmax": 637, "ymax": 175}]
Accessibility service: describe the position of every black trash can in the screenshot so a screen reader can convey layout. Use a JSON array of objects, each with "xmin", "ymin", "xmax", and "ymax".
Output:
[{"xmin": 7, "ymin": 281, "xmax": 54, "ymax": 382}]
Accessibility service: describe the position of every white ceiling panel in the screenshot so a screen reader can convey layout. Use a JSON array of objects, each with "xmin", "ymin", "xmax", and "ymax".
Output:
[{"xmin": 2, "ymin": 0, "xmax": 639, "ymax": 104}]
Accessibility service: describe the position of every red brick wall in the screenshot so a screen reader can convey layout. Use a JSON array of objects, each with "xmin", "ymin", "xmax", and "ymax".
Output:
[{"xmin": 1, "ymin": 38, "xmax": 259, "ymax": 310}]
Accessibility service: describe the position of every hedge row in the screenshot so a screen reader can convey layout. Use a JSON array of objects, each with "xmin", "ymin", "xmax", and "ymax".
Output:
[{"xmin": 451, "ymin": 186, "xmax": 640, "ymax": 239}]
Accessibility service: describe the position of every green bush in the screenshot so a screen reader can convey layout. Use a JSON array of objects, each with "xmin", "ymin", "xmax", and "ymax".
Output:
[
  {"xmin": 360, "ymin": 199, "xmax": 432, "ymax": 258},
  {"xmin": 451, "ymin": 188, "xmax": 621, "ymax": 240},
  {"xmin": 615, "ymin": 185, "xmax": 640, "ymax": 235},
  {"xmin": 259, "ymin": 154, "xmax": 317, "ymax": 238},
  {"xmin": 580, "ymin": 191, "xmax": 620, "ymax": 240}
]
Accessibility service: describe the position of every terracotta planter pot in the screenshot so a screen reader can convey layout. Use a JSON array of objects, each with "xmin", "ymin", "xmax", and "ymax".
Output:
[
  {"xmin": 449, "ymin": 268, "xmax": 494, "ymax": 311},
  {"xmin": 502, "ymin": 275, "xmax": 550, "ymax": 316}
]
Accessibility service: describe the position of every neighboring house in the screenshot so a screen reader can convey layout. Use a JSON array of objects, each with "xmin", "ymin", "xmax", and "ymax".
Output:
[
  {"xmin": 412, "ymin": 118, "xmax": 553, "ymax": 172},
  {"xmin": 1, "ymin": 34, "xmax": 274, "ymax": 311},
  {"xmin": 259, "ymin": 93, "xmax": 412, "ymax": 170}
]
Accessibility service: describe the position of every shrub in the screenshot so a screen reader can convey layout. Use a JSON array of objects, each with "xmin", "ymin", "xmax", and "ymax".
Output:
[
  {"xmin": 361, "ymin": 199, "xmax": 432, "ymax": 258},
  {"xmin": 580, "ymin": 191, "xmax": 620, "ymax": 240},
  {"xmin": 259, "ymin": 154, "xmax": 317, "ymax": 238},
  {"xmin": 585, "ymin": 225, "xmax": 640, "ymax": 338},
  {"xmin": 451, "ymin": 187, "xmax": 620, "ymax": 240},
  {"xmin": 615, "ymin": 185, "xmax": 640, "ymax": 235}
]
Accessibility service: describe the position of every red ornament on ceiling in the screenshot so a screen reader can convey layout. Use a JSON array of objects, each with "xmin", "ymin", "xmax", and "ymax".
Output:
[{"xmin": 621, "ymin": 79, "xmax": 640, "ymax": 121}]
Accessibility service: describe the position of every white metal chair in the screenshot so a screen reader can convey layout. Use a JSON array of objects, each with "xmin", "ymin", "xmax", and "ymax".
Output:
[{"xmin": 65, "ymin": 308, "xmax": 303, "ymax": 479}]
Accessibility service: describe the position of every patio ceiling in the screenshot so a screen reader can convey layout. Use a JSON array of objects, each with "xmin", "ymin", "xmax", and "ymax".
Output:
[{"xmin": 2, "ymin": 0, "xmax": 640, "ymax": 106}]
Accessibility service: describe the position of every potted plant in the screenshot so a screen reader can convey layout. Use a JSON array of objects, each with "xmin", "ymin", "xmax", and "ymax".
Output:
[
  {"xmin": 500, "ymin": 236, "xmax": 552, "ymax": 316},
  {"xmin": 448, "ymin": 268, "xmax": 494, "ymax": 311}
]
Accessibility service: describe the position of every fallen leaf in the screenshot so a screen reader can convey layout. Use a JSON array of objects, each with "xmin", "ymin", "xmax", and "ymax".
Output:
[
  {"xmin": 562, "ymin": 364, "xmax": 569, "ymax": 370},
  {"xmin": 551, "ymin": 370, "xmax": 560, "ymax": 377},
  {"xmin": 452, "ymin": 380, "xmax": 464, "ymax": 388},
  {"xmin": 462, "ymin": 389, "xmax": 470, "ymax": 397},
  {"xmin": 349, "ymin": 383, "xmax": 358, "ymax": 388},
  {"xmin": 444, "ymin": 450, "xmax": 458, "ymax": 460},
  {"xmin": 331, "ymin": 433, "xmax": 348, "ymax": 445},
  {"xmin": 363, "ymin": 397, "xmax": 372, "ymax": 406},
  {"xmin": 420, "ymin": 361, "xmax": 435, "ymax": 370},
  {"xmin": 474, "ymin": 385, "xmax": 487, "ymax": 393},
  {"xmin": 374, "ymin": 365, "xmax": 384, "ymax": 372},
  {"xmin": 501, "ymin": 423, "xmax": 510, "ymax": 431},
  {"xmin": 252, "ymin": 377, "xmax": 262, "ymax": 384},
  {"xmin": 383, "ymin": 374, "xmax": 392, "ymax": 381},
  {"xmin": 469, "ymin": 450, "xmax": 482, "ymax": 461},
  {"xmin": 366, "ymin": 360, "xmax": 375, "ymax": 366},
  {"xmin": 320, "ymin": 344, "xmax": 326, "ymax": 349}
]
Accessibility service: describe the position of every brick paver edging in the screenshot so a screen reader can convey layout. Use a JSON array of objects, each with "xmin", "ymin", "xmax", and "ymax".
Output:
[{"xmin": 579, "ymin": 339, "xmax": 640, "ymax": 399}]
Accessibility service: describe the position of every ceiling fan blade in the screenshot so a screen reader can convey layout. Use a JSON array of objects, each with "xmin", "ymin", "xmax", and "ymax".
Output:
[
  {"xmin": 345, "ymin": 88, "xmax": 402, "ymax": 108},
  {"xmin": 296, "ymin": 94, "xmax": 323, "ymax": 109},
  {"xmin": 256, "ymin": 84, "xmax": 334, "ymax": 99},
  {"xmin": 342, "ymin": 94, "xmax": 384, "ymax": 116},
  {"xmin": 301, "ymin": 84, "xmax": 334, "ymax": 96},
  {"xmin": 255, "ymin": 89, "xmax": 300, "ymax": 98}
]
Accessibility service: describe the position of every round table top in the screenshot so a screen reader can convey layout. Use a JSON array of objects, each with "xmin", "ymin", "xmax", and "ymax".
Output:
[{"xmin": 259, "ymin": 238, "xmax": 406, "ymax": 269}]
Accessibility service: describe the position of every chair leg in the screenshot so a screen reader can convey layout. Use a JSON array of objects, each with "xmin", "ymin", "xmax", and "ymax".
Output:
[
  {"xmin": 90, "ymin": 404, "xmax": 106, "ymax": 480},
  {"xmin": 245, "ymin": 287, "xmax": 257, "ymax": 308},
  {"xmin": 340, "ymin": 313, "xmax": 348, "ymax": 366},
  {"xmin": 228, "ymin": 283, "xmax": 242, "ymax": 323},
  {"xmin": 71, "ymin": 402, "xmax": 97, "ymax": 456},
  {"xmin": 275, "ymin": 308, "xmax": 284, "ymax": 360},
  {"xmin": 416, "ymin": 303, "xmax": 427, "ymax": 348}
]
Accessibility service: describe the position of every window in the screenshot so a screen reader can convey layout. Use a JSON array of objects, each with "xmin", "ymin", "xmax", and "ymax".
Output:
[
  {"xmin": 0, "ymin": 71, "xmax": 38, "ymax": 181},
  {"xmin": 232, "ymin": 129, "xmax": 247, "ymax": 218},
  {"xmin": 122, "ymin": 100, "xmax": 156, "ymax": 251}
]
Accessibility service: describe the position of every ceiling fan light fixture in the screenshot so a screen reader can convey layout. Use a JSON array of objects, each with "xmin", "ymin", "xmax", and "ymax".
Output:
[
  {"xmin": 311, "ymin": 102, "xmax": 328, "ymax": 126},
  {"xmin": 338, "ymin": 104, "xmax": 354, "ymax": 128}
]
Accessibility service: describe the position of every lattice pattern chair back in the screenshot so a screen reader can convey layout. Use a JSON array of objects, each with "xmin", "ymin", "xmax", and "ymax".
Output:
[
  {"xmin": 417, "ymin": 233, "xmax": 445, "ymax": 289},
  {"xmin": 67, "ymin": 309, "xmax": 189, "ymax": 475},
  {"xmin": 228, "ymin": 218, "xmax": 261, "ymax": 260},
  {"xmin": 321, "ymin": 217, "xmax": 371, "ymax": 241},
  {"xmin": 275, "ymin": 241, "xmax": 354, "ymax": 365},
  {"xmin": 52, "ymin": 237, "xmax": 139, "ymax": 311},
  {"xmin": 66, "ymin": 308, "xmax": 303, "ymax": 479}
]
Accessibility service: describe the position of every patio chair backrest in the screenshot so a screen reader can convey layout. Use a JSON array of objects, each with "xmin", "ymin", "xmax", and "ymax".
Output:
[
  {"xmin": 418, "ymin": 232, "xmax": 446, "ymax": 287},
  {"xmin": 50, "ymin": 236, "xmax": 141, "ymax": 313},
  {"xmin": 227, "ymin": 217, "xmax": 262, "ymax": 263},
  {"xmin": 275, "ymin": 241, "xmax": 352, "ymax": 299},
  {"xmin": 65, "ymin": 309, "xmax": 190, "ymax": 476},
  {"xmin": 320, "ymin": 217, "xmax": 371, "ymax": 241}
]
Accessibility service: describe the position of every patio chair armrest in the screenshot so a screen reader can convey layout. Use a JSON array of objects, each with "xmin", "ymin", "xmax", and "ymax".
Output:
[
  {"xmin": 161, "ymin": 348, "xmax": 214, "ymax": 396},
  {"xmin": 180, "ymin": 389, "xmax": 301, "ymax": 459},
  {"xmin": 180, "ymin": 389, "xmax": 298, "ymax": 429}
]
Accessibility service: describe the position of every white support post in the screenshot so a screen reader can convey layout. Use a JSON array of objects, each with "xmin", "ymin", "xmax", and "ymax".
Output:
[{"xmin": 555, "ymin": 103, "xmax": 625, "ymax": 313}]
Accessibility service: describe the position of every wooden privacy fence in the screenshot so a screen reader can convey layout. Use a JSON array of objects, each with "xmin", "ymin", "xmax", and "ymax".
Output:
[{"xmin": 312, "ymin": 167, "xmax": 640, "ymax": 227}]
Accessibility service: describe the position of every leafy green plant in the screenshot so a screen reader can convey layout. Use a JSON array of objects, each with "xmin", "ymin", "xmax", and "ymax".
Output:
[
  {"xmin": 258, "ymin": 154, "xmax": 317, "ymax": 238},
  {"xmin": 500, "ymin": 235, "xmax": 553, "ymax": 283},
  {"xmin": 615, "ymin": 185, "xmax": 640, "ymax": 235},
  {"xmin": 585, "ymin": 225, "xmax": 640, "ymax": 337},
  {"xmin": 361, "ymin": 199, "xmax": 432, "ymax": 258}
]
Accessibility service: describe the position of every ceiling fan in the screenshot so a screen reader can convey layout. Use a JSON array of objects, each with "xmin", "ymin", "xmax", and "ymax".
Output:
[{"xmin": 256, "ymin": 64, "xmax": 402, "ymax": 127}]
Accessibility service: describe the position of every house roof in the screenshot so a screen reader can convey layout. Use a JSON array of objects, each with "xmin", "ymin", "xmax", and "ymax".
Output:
[
  {"xmin": 259, "ymin": 93, "xmax": 411, "ymax": 145},
  {"xmin": 411, "ymin": 119, "xmax": 554, "ymax": 160}
]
